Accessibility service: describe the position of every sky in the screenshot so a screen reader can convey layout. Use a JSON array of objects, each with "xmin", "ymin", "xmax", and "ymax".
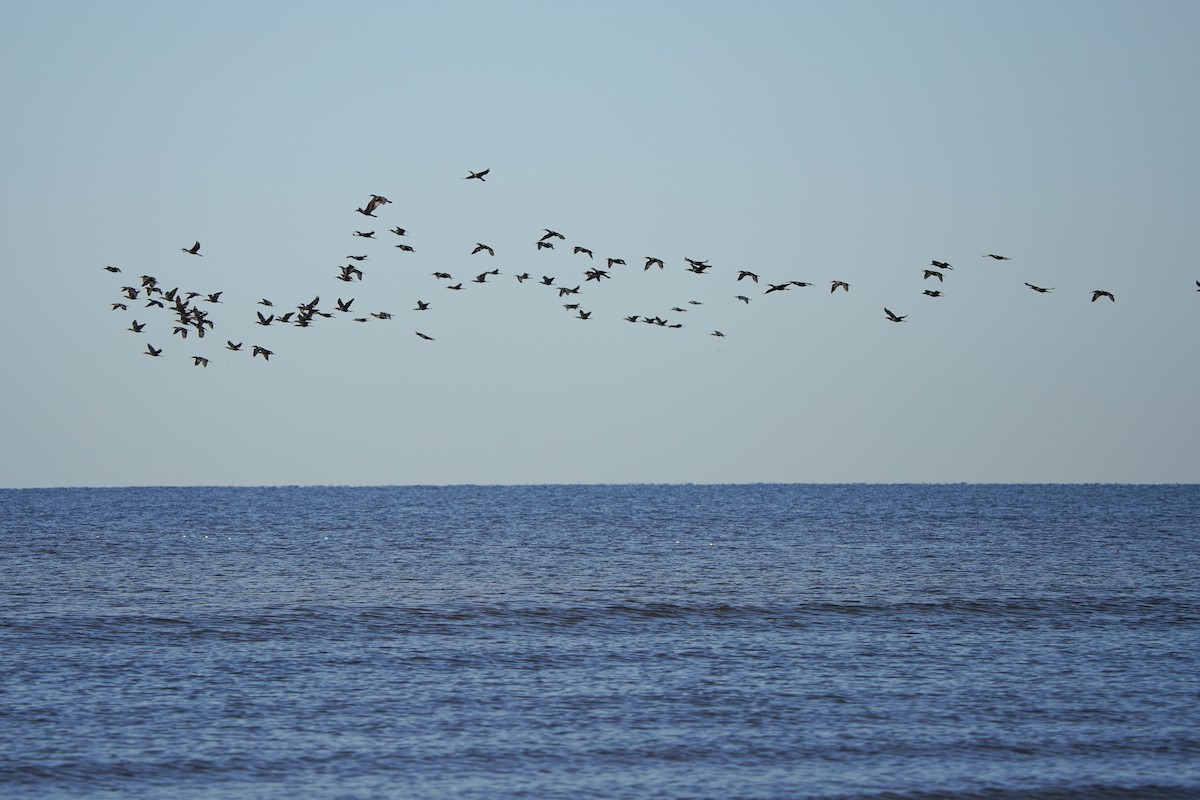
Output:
[{"xmin": 2, "ymin": 1, "xmax": 1198, "ymax": 487}]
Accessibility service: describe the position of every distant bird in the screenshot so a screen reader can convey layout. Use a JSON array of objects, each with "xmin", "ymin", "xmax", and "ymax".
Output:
[
  {"xmin": 355, "ymin": 206, "xmax": 377, "ymax": 217},
  {"xmin": 104, "ymin": 265, "xmax": 121, "ymax": 273},
  {"xmin": 884, "ymin": 308, "xmax": 907, "ymax": 322},
  {"xmin": 574, "ymin": 246, "xmax": 594, "ymax": 258},
  {"xmin": 790, "ymin": 281, "xmax": 813, "ymax": 288},
  {"xmin": 737, "ymin": 271, "xmax": 759, "ymax": 283},
  {"xmin": 831, "ymin": 280, "xmax": 850, "ymax": 293},
  {"xmin": 1091, "ymin": 290, "xmax": 1115, "ymax": 303},
  {"xmin": 447, "ymin": 283, "xmax": 463, "ymax": 290},
  {"xmin": 472, "ymin": 243, "xmax": 495, "ymax": 256},
  {"xmin": 1194, "ymin": 280, "xmax": 1200, "ymax": 292},
  {"xmin": 923, "ymin": 290, "xmax": 944, "ymax": 298},
  {"xmin": 252, "ymin": 346, "xmax": 272, "ymax": 360},
  {"xmin": 395, "ymin": 244, "xmax": 415, "ymax": 252},
  {"xmin": 515, "ymin": 273, "xmax": 531, "ymax": 283},
  {"xmin": 536, "ymin": 240, "xmax": 555, "ymax": 251},
  {"xmin": 432, "ymin": 272, "xmax": 453, "ymax": 280},
  {"xmin": 931, "ymin": 260, "xmax": 954, "ymax": 270},
  {"xmin": 983, "ymin": 253, "xmax": 1010, "ymax": 260},
  {"xmin": 607, "ymin": 258, "xmax": 626, "ymax": 268},
  {"xmin": 685, "ymin": 257, "xmax": 709, "ymax": 268},
  {"xmin": 624, "ymin": 315, "xmax": 640, "ymax": 323},
  {"xmin": 764, "ymin": 283, "xmax": 791, "ymax": 294},
  {"xmin": 371, "ymin": 312, "xmax": 393, "ymax": 320},
  {"xmin": 336, "ymin": 298, "xmax": 354, "ymax": 312},
  {"xmin": 353, "ymin": 231, "xmax": 376, "ymax": 238},
  {"xmin": 645, "ymin": 257, "xmax": 664, "ymax": 270},
  {"xmin": 473, "ymin": 272, "xmax": 490, "ymax": 283},
  {"xmin": 1025, "ymin": 282, "xmax": 1053, "ymax": 293},
  {"xmin": 584, "ymin": 269, "xmax": 610, "ymax": 282},
  {"xmin": 464, "ymin": 168, "xmax": 490, "ymax": 181},
  {"xmin": 923, "ymin": 270, "xmax": 944, "ymax": 282},
  {"xmin": 346, "ymin": 254, "xmax": 368, "ymax": 261},
  {"xmin": 256, "ymin": 312, "xmax": 273, "ymax": 326},
  {"xmin": 111, "ymin": 303, "xmax": 127, "ymax": 311},
  {"xmin": 192, "ymin": 356, "xmax": 209, "ymax": 368},
  {"xmin": 688, "ymin": 300, "xmax": 703, "ymax": 306},
  {"xmin": 415, "ymin": 331, "xmax": 434, "ymax": 341},
  {"xmin": 181, "ymin": 241, "xmax": 202, "ymax": 256},
  {"xmin": 540, "ymin": 276, "xmax": 555, "ymax": 286},
  {"xmin": 577, "ymin": 310, "xmax": 591, "ymax": 320},
  {"xmin": 144, "ymin": 344, "xmax": 162, "ymax": 357},
  {"xmin": 414, "ymin": 301, "xmax": 430, "ymax": 311},
  {"xmin": 145, "ymin": 298, "xmax": 164, "ymax": 309},
  {"xmin": 736, "ymin": 295, "xmax": 750, "ymax": 304},
  {"xmin": 226, "ymin": 341, "xmax": 242, "ymax": 351},
  {"xmin": 172, "ymin": 326, "xmax": 189, "ymax": 339},
  {"xmin": 362, "ymin": 195, "xmax": 390, "ymax": 215},
  {"xmin": 686, "ymin": 264, "xmax": 712, "ymax": 274},
  {"xmin": 205, "ymin": 292, "xmax": 222, "ymax": 303},
  {"xmin": 128, "ymin": 320, "xmax": 145, "ymax": 332},
  {"xmin": 390, "ymin": 227, "xmax": 407, "ymax": 236},
  {"xmin": 558, "ymin": 285, "xmax": 580, "ymax": 297},
  {"xmin": 541, "ymin": 229, "xmax": 565, "ymax": 241},
  {"xmin": 711, "ymin": 331, "xmax": 725, "ymax": 337},
  {"xmin": 258, "ymin": 299, "xmax": 273, "ymax": 307}
]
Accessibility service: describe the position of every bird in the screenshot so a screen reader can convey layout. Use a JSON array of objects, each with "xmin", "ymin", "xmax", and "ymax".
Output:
[
  {"xmin": 789, "ymin": 281, "xmax": 813, "ymax": 288},
  {"xmin": 346, "ymin": 254, "xmax": 368, "ymax": 261},
  {"xmin": 764, "ymin": 283, "xmax": 791, "ymax": 294},
  {"xmin": 1195, "ymin": 280, "xmax": 1200, "ymax": 292},
  {"xmin": 736, "ymin": 295, "xmax": 750, "ymax": 304},
  {"xmin": 252, "ymin": 346, "xmax": 273, "ymax": 360},
  {"xmin": 104, "ymin": 265, "xmax": 121, "ymax": 273},
  {"xmin": 558, "ymin": 286, "xmax": 580, "ymax": 297},
  {"xmin": 983, "ymin": 253, "xmax": 1010, "ymax": 260},
  {"xmin": 205, "ymin": 292, "xmax": 222, "ymax": 303},
  {"xmin": 884, "ymin": 308, "xmax": 907, "ymax": 322},
  {"xmin": 686, "ymin": 264, "xmax": 712, "ymax": 274},
  {"xmin": 256, "ymin": 312, "xmax": 273, "ymax": 326},
  {"xmin": 144, "ymin": 344, "xmax": 162, "ymax": 357},
  {"xmin": 336, "ymin": 298, "xmax": 354, "ymax": 312},
  {"xmin": 541, "ymin": 229, "xmax": 565, "ymax": 241},
  {"xmin": 415, "ymin": 331, "xmax": 434, "ymax": 341},
  {"xmin": 172, "ymin": 326, "xmax": 189, "ymax": 339},
  {"xmin": 464, "ymin": 168, "xmax": 490, "ymax": 181},
  {"xmin": 711, "ymin": 331, "xmax": 725, "ymax": 337},
  {"xmin": 584, "ymin": 269, "xmax": 610, "ymax": 282},
  {"xmin": 192, "ymin": 356, "xmax": 209, "ymax": 368},
  {"xmin": 1025, "ymin": 283, "xmax": 1053, "ymax": 293},
  {"xmin": 432, "ymin": 272, "xmax": 452, "ymax": 280},
  {"xmin": 540, "ymin": 276, "xmax": 555, "ymax": 286},
  {"xmin": 414, "ymin": 301, "xmax": 430, "ymax": 311},
  {"xmin": 447, "ymin": 283, "xmax": 463, "ymax": 290},
  {"xmin": 226, "ymin": 341, "xmax": 242, "ymax": 351},
  {"xmin": 354, "ymin": 206, "xmax": 377, "ymax": 217},
  {"xmin": 931, "ymin": 260, "xmax": 954, "ymax": 270},
  {"xmin": 923, "ymin": 270, "xmax": 944, "ymax": 282},
  {"xmin": 737, "ymin": 271, "xmax": 759, "ymax": 283},
  {"xmin": 473, "ymin": 272, "xmax": 490, "ymax": 283},
  {"xmin": 645, "ymin": 257, "xmax": 664, "ymax": 270},
  {"xmin": 395, "ymin": 243, "xmax": 416, "ymax": 252},
  {"xmin": 1091, "ymin": 290, "xmax": 1115, "ymax": 302},
  {"xmin": 363, "ymin": 195, "xmax": 390, "ymax": 215},
  {"xmin": 390, "ymin": 227, "xmax": 407, "ymax": 236},
  {"xmin": 515, "ymin": 273, "xmax": 531, "ymax": 283},
  {"xmin": 472, "ymin": 243, "xmax": 495, "ymax": 256},
  {"xmin": 536, "ymin": 240, "xmax": 555, "ymax": 251},
  {"xmin": 353, "ymin": 231, "xmax": 376, "ymax": 238},
  {"xmin": 258, "ymin": 299, "xmax": 273, "ymax": 307},
  {"xmin": 923, "ymin": 290, "xmax": 944, "ymax": 298},
  {"xmin": 831, "ymin": 281, "xmax": 850, "ymax": 293},
  {"xmin": 577, "ymin": 310, "xmax": 591, "ymax": 320},
  {"xmin": 573, "ymin": 246, "xmax": 594, "ymax": 258},
  {"xmin": 111, "ymin": 303, "xmax": 128, "ymax": 311},
  {"xmin": 607, "ymin": 258, "xmax": 626, "ymax": 268},
  {"xmin": 371, "ymin": 312, "xmax": 393, "ymax": 320},
  {"xmin": 181, "ymin": 241, "xmax": 202, "ymax": 256},
  {"xmin": 128, "ymin": 320, "xmax": 145, "ymax": 332},
  {"xmin": 685, "ymin": 257, "xmax": 709, "ymax": 268}
]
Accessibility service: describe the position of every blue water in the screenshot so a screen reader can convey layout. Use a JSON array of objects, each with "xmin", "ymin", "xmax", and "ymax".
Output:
[{"xmin": 1, "ymin": 484, "xmax": 1197, "ymax": 799}]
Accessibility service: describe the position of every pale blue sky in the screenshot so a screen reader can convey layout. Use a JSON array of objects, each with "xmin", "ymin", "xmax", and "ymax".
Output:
[{"xmin": 2, "ymin": 1, "xmax": 1198, "ymax": 487}]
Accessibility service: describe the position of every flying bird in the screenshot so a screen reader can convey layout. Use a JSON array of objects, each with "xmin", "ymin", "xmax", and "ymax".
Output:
[
  {"xmin": 737, "ymin": 271, "xmax": 759, "ymax": 283},
  {"xmin": 390, "ymin": 227, "xmax": 407, "ymax": 236},
  {"xmin": 1091, "ymin": 290, "xmax": 1115, "ymax": 302},
  {"xmin": 931, "ymin": 260, "xmax": 954, "ymax": 270},
  {"xmin": 645, "ymin": 257, "xmax": 664, "ymax": 270},
  {"xmin": 536, "ymin": 240, "xmax": 555, "ymax": 251},
  {"xmin": 415, "ymin": 331, "xmax": 434, "ymax": 341},
  {"xmin": 472, "ymin": 243, "xmax": 495, "ymax": 256},
  {"xmin": 574, "ymin": 246, "xmax": 594, "ymax": 258},
  {"xmin": 226, "ymin": 341, "xmax": 243, "ymax": 351},
  {"xmin": 983, "ymin": 254, "xmax": 1010, "ymax": 260},
  {"xmin": 541, "ymin": 229, "xmax": 565, "ymax": 241},
  {"xmin": 831, "ymin": 281, "xmax": 850, "ymax": 293},
  {"xmin": 1025, "ymin": 283, "xmax": 1053, "ymax": 293},
  {"xmin": 104, "ymin": 265, "xmax": 121, "ymax": 273},
  {"xmin": 884, "ymin": 308, "xmax": 907, "ymax": 322},
  {"xmin": 128, "ymin": 320, "xmax": 145, "ymax": 332},
  {"xmin": 464, "ymin": 168, "xmax": 490, "ymax": 181},
  {"xmin": 923, "ymin": 270, "xmax": 944, "ymax": 282},
  {"xmin": 192, "ymin": 356, "xmax": 209, "ymax": 368},
  {"xmin": 252, "ymin": 346, "xmax": 273, "ymax": 361},
  {"xmin": 353, "ymin": 231, "xmax": 376, "ymax": 238},
  {"xmin": 144, "ymin": 344, "xmax": 162, "ymax": 357},
  {"xmin": 181, "ymin": 241, "xmax": 202, "ymax": 256}
]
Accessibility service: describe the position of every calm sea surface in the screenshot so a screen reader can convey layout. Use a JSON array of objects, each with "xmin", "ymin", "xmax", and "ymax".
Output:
[{"xmin": 1, "ymin": 484, "xmax": 1197, "ymax": 800}]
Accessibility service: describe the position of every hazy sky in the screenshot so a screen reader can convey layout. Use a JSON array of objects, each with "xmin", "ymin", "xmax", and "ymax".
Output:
[{"xmin": 2, "ymin": 1, "xmax": 1198, "ymax": 487}]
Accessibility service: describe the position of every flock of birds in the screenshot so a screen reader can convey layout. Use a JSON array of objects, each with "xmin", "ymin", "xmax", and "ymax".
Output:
[{"xmin": 100, "ymin": 168, "xmax": 1195, "ymax": 368}]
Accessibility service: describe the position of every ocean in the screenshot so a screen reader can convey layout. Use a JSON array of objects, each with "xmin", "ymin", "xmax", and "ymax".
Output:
[{"xmin": 1, "ymin": 484, "xmax": 1197, "ymax": 799}]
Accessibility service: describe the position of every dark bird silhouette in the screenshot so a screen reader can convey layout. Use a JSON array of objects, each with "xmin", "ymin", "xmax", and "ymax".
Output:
[
  {"xmin": 447, "ymin": 283, "xmax": 463, "ymax": 290},
  {"xmin": 541, "ymin": 229, "xmax": 565, "ymax": 241},
  {"xmin": 931, "ymin": 260, "xmax": 954, "ymax": 270},
  {"xmin": 624, "ymin": 315, "xmax": 640, "ymax": 322},
  {"xmin": 121, "ymin": 287, "xmax": 139, "ymax": 300},
  {"xmin": 181, "ymin": 241, "xmax": 202, "ymax": 256},
  {"xmin": 464, "ymin": 168, "xmax": 490, "ymax": 181},
  {"xmin": 584, "ymin": 269, "xmax": 610, "ymax": 282},
  {"xmin": 206, "ymin": 292, "xmax": 222, "ymax": 303},
  {"xmin": 432, "ymin": 272, "xmax": 452, "ymax": 280},
  {"xmin": 128, "ymin": 320, "xmax": 145, "ymax": 332},
  {"xmin": 515, "ymin": 273, "xmax": 530, "ymax": 283},
  {"xmin": 256, "ymin": 312, "xmax": 273, "ymax": 326},
  {"xmin": 353, "ymin": 231, "xmax": 376, "ymax": 238},
  {"xmin": 983, "ymin": 253, "xmax": 1010, "ymax": 260},
  {"xmin": 1194, "ymin": 280, "xmax": 1200, "ymax": 292},
  {"xmin": 472, "ymin": 243, "xmax": 495, "ymax": 256},
  {"xmin": 111, "ymin": 303, "xmax": 128, "ymax": 311},
  {"xmin": 711, "ymin": 331, "xmax": 725, "ymax": 337},
  {"xmin": 686, "ymin": 264, "xmax": 712, "ymax": 274},
  {"xmin": 192, "ymin": 356, "xmax": 209, "ymax": 368},
  {"xmin": 1091, "ymin": 290, "xmax": 1115, "ymax": 303},
  {"xmin": 346, "ymin": 254, "xmax": 368, "ymax": 261},
  {"xmin": 558, "ymin": 285, "xmax": 580, "ymax": 297},
  {"xmin": 607, "ymin": 258, "xmax": 626, "ymax": 268},
  {"xmin": 414, "ymin": 301, "xmax": 430, "ymax": 311},
  {"xmin": 172, "ymin": 326, "xmax": 189, "ymax": 339},
  {"xmin": 473, "ymin": 272, "xmax": 490, "ymax": 283},
  {"xmin": 737, "ymin": 271, "xmax": 759, "ymax": 283},
  {"xmin": 355, "ymin": 206, "xmax": 377, "ymax": 217},
  {"xmin": 390, "ymin": 227, "xmax": 407, "ymax": 236},
  {"xmin": 226, "ymin": 341, "xmax": 242, "ymax": 351},
  {"xmin": 645, "ymin": 257, "xmax": 664, "ymax": 270},
  {"xmin": 540, "ymin": 276, "xmax": 555, "ymax": 286},
  {"xmin": 884, "ymin": 308, "xmax": 907, "ymax": 322},
  {"xmin": 923, "ymin": 290, "xmax": 944, "ymax": 298},
  {"xmin": 736, "ymin": 295, "xmax": 750, "ymax": 304},
  {"xmin": 577, "ymin": 310, "xmax": 591, "ymax": 319},
  {"xmin": 336, "ymin": 298, "xmax": 354, "ymax": 312},
  {"xmin": 145, "ymin": 298, "xmax": 164, "ymax": 309},
  {"xmin": 923, "ymin": 270, "xmax": 944, "ymax": 282},
  {"xmin": 536, "ymin": 240, "xmax": 555, "ymax": 251},
  {"xmin": 364, "ymin": 195, "xmax": 390, "ymax": 215},
  {"xmin": 685, "ymin": 257, "xmax": 709, "ymax": 268},
  {"xmin": 831, "ymin": 280, "xmax": 850, "ymax": 293},
  {"xmin": 144, "ymin": 344, "xmax": 162, "ymax": 357},
  {"xmin": 1025, "ymin": 282, "xmax": 1053, "ymax": 293},
  {"xmin": 574, "ymin": 246, "xmax": 593, "ymax": 258},
  {"xmin": 259, "ymin": 299, "xmax": 273, "ymax": 307},
  {"xmin": 252, "ymin": 346, "xmax": 272, "ymax": 361},
  {"xmin": 104, "ymin": 265, "xmax": 121, "ymax": 273},
  {"xmin": 371, "ymin": 312, "xmax": 393, "ymax": 320},
  {"xmin": 790, "ymin": 281, "xmax": 813, "ymax": 288},
  {"xmin": 764, "ymin": 283, "xmax": 791, "ymax": 294},
  {"xmin": 415, "ymin": 331, "xmax": 434, "ymax": 341}
]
